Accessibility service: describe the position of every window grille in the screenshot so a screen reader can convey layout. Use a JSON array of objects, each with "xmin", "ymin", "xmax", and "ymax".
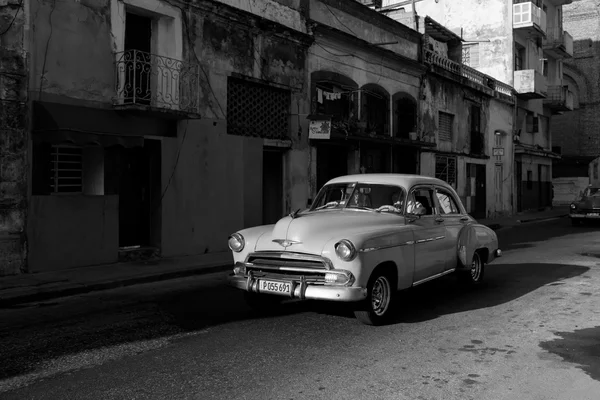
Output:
[
  {"xmin": 435, "ymin": 155, "xmax": 457, "ymax": 188},
  {"xmin": 50, "ymin": 146, "xmax": 83, "ymax": 194},
  {"xmin": 227, "ymin": 77, "xmax": 290, "ymax": 139},
  {"xmin": 439, "ymin": 111, "xmax": 454, "ymax": 142}
]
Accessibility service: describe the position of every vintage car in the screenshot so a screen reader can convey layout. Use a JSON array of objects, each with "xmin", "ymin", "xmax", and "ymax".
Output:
[
  {"xmin": 570, "ymin": 185, "xmax": 600, "ymax": 225},
  {"xmin": 227, "ymin": 174, "xmax": 501, "ymax": 326}
]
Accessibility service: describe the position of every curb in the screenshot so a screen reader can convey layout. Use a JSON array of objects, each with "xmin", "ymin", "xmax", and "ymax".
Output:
[
  {"xmin": 0, "ymin": 263, "xmax": 232, "ymax": 308},
  {"xmin": 484, "ymin": 214, "xmax": 569, "ymax": 232}
]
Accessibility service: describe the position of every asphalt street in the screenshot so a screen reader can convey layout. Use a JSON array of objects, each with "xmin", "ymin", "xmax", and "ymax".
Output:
[{"xmin": 1, "ymin": 217, "xmax": 600, "ymax": 399}]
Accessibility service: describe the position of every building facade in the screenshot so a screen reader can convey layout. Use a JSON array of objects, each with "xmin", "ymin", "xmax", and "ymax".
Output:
[
  {"xmin": 306, "ymin": 0, "xmax": 430, "ymax": 199},
  {"xmin": 552, "ymin": 0, "xmax": 599, "ymax": 203},
  {"xmin": 383, "ymin": 0, "xmax": 574, "ymax": 212},
  {"xmin": 379, "ymin": 10, "xmax": 516, "ymax": 219},
  {"xmin": 1, "ymin": 0, "xmax": 313, "ymax": 275}
]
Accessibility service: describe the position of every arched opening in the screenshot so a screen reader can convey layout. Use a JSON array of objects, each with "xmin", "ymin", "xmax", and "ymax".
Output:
[
  {"xmin": 392, "ymin": 92, "xmax": 417, "ymax": 139},
  {"xmin": 360, "ymin": 83, "xmax": 390, "ymax": 136},
  {"xmin": 311, "ymin": 70, "xmax": 359, "ymax": 125}
]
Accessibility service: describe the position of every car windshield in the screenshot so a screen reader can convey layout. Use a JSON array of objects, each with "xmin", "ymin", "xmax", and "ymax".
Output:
[
  {"xmin": 583, "ymin": 187, "xmax": 600, "ymax": 197},
  {"xmin": 310, "ymin": 182, "xmax": 407, "ymax": 214}
]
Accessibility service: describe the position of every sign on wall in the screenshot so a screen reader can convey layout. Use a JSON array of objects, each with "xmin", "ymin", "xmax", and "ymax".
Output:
[
  {"xmin": 492, "ymin": 148, "xmax": 504, "ymax": 156},
  {"xmin": 309, "ymin": 120, "xmax": 331, "ymax": 140}
]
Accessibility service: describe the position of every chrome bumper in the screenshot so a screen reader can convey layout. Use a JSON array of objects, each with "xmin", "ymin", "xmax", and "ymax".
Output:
[{"xmin": 228, "ymin": 273, "xmax": 367, "ymax": 302}]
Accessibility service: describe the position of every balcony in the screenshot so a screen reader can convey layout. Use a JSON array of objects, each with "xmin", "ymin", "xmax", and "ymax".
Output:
[
  {"xmin": 543, "ymin": 85, "xmax": 574, "ymax": 112},
  {"xmin": 543, "ymin": 27, "xmax": 573, "ymax": 58},
  {"xmin": 113, "ymin": 50, "xmax": 201, "ymax": 118},
  {"xmin": 513, "ymin": 2, "xmax": 546, "ymax": 40},
  {"xmin": 513, "ymin": 69, "xmax": 547, "ymax": 99}
]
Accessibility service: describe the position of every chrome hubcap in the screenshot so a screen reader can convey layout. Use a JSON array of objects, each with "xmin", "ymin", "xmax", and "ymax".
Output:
[
  {"xmin": 471, "ymin": 253, "xmax": 481, "ymax": 281},
  {"xmin": 371, "ymin": 276, "xmax": 391, "ymax": 316}
]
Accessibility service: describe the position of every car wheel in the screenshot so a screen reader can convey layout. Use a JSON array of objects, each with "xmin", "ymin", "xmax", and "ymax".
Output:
[
  {"xmin": 244, "ymin": 292, "xmax": 284, "ymax": 312},
  {"xmin": 354, "ymin": 271, "xmax": 394, "ymax": 326},
  {"xmin": 458, "ymin": 250, "xmax": 485, "ymax": 286}
]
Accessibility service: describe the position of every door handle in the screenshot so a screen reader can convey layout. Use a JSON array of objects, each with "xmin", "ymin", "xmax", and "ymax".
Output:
[
  {"xmin": 460, "ymin": 216, "xmax": 469, "ymax": 222},
  {"xmin": 435, "ymin": 217, "xmax": 444, "ymax": 223}
]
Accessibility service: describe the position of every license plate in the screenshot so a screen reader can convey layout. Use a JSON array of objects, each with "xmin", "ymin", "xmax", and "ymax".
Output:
[
  {"xmin": 587, "ymin": 213, "xmax": 600, "ymax": 217},
  {"xmin": 258, "ymin": 279, "xmax": 293, "ymax": 295}
]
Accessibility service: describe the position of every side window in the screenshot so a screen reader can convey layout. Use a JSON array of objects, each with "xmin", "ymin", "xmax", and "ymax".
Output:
[
  {"xmin": 435, "ymin": 188, "xmax": 460, "ymax": 215},
  {"xmin": 407, "ymin": 187, "xmax": 436, "ymax": 215}
]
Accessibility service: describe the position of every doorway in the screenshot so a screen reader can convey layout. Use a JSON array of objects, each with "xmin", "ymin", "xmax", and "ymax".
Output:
[
  {"xmin": 104, "ymin": 141, "xmax": 160, "ymax": 248},
  {"xmin": 467, "ymin": 163, "xmax": 486, "ymax": 219},
  {"xmin": 360, "ymin": 144, "xmax": 391, "ymax": 173},
  {"xmin": 516, "ymin": 161, "xmax": 522, "ymax": 212},
  {"xmin": 494, "ymin": 164, "xmax": 503, "ymax": 213},
  {"xmin": 393, "ymin": 147, "xmax": 418, "ymax": 174},
  {"xmin": 263, "ymin": 150, "xmax": 284, "ymax": 225},
  {"xmin": 124, "ymin": 12, "xmax": 152, "ymax": 105},
  {"xmin": 316, "ymin": 145, "xmax": 348, "ymax": 190}
]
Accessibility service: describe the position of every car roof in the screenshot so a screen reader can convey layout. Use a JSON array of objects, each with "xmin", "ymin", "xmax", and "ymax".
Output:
[{"xmin": 325, "ymin": 173, "xmax": 452, "ymax": 189}]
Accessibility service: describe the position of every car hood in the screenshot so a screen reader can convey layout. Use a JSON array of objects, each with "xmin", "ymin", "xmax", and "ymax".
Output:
[
  {"xmin": 577, "ymin": 196, "xmax": 600, "ymax": 209},
  {"xmin": 255, "ymin": 210, "xmax": 405, "ymax": 253}
]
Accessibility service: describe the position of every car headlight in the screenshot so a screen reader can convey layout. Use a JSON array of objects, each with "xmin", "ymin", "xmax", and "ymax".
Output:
[
  {"xmin": 570, "ymin": 203, "xmax": 577, "ymax": 210},
  {"xmin": 335, "ymin": 239, "xmax": 357, "ymax": 261},
  {"xmin": 228, "ymin": 233, "xmax": 245, "ymax": 252}
]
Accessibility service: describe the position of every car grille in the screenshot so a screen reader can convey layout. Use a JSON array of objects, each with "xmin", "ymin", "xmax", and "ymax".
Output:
[{"xmin": 245, "ymin": 252, "xmax": 330, "ymax": 284}]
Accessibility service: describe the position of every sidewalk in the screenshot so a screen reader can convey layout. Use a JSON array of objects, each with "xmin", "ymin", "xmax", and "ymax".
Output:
[
  {"xmin": 0, "ymin": 207, "xmax": 570, "ymax": 308},
  {"xmin": 478, "ymin": 206, "xmax": 570, "ymax": 231},
  {"xmin": 0, "ymin": 251, "xmax": 233, "ymax": 307}
]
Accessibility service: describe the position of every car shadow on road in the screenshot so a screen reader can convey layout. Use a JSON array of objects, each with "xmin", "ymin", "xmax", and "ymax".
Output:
[
  {"xmin": 497, "ymin": 218, "xmax": 598, "ymax": 251},
  {"xmin": 308, "ymin": 262, "xmax": 590, "ymax": 325}
]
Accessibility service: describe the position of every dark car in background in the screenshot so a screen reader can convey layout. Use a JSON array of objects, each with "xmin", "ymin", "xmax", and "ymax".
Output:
[{"xmin": 570, "ymin": 186, "xmax": 600, "ymax": 225}]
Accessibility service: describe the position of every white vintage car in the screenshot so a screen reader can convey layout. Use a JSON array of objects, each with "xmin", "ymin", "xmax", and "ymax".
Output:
[{"xmin": 227, "ymin": 174, "xmax": 501, "ymax": 325}]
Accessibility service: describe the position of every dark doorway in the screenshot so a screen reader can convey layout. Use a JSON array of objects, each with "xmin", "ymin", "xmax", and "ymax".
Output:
[
  {"xmin": 263, "ymin": 150, "xmax": 284, "ymax": 225},
  {"xmin": 467, "ymin": 163, "xmax": 486, "ymax": 219},
  {"xmin": 516, "ymin": 161, "xmax": 522, "ymax": 212},
  {"xmin": 316, "ymin": 145, "xmax": 348, "ymax": 191},
  {"xmin": 105, "ymin": 142, "xmax": 159, "ymax": 248},
  {"xmin": 538, "ymin": 164, "xmax": 543, "ymax": 208},
  {"xmin": 395, "ymin": 98, "xmax": 417, "ymax": 139},
  {"xmin": 124, "ymin": 12, "xmax": 152, "ymax": 105},
  {"xmin": 360, "ymin": 144, "xmax": 391, "ymax": 173},
  {"xmin": 393, "ymin": 146, "xmax": 418, "ymax": 174}
]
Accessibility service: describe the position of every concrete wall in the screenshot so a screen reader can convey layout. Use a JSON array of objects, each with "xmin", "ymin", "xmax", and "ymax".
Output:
[
  {"xmin": 419, "ymin": 74, "xmax": 514, "ymax": 218},
  {"xmin": 160, "ymin": 120, "xmax": 264, "ymax": 257},
  {"xmin": 0, "ymin": 0, "xmax": 29, "ymax": 275},
  {"xmin": 552, "ymin": 0, "xmax": 600, "ymax": 159},
  {"xmin": 21, "ymin": 0, "xmax": 312, "ymax": 269},
  {"xmin": 310, "ymin": 0, "xmax": 419, "ymax": 61},
  {"xmin": 553, "ymin": 177, "xmax": 589, "ymax": 206},
  {"xmin": 27, "ymin": 196, "xmax": 119, "ymax": 272}
]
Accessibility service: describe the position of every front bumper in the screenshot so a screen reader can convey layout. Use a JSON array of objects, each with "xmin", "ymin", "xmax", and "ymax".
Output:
[
  {"xmin": 228, "ymin": 273, "xmax": 367, "ymax": 302},
  {"xmin": 570, "ymin": 213, "xmax": 600, "ymax": 219}
]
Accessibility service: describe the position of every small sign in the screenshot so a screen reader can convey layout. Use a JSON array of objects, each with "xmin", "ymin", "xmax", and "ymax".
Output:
[
  {"xmin": 309, "ymin": 120, "xmax": 331, "ymax": 140},
  {"xmin": 493, "ymin": 147, "xmax": 504, "ymax": 156}
]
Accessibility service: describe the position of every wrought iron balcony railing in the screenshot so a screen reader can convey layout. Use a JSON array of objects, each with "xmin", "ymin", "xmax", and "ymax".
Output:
[
  {"xmin": 113, "ymin": 50, "xmax": 201, "ymax": 114},
  {"xmin": 423, "ymin": 49, "xmax": 515, "ymax": 98},
  {"xmin": 543, "ymin": 26, "xmax": 573, "ymax": 57}
]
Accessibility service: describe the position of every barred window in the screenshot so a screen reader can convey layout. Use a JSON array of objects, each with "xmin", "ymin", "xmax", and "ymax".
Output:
[
  {"xmin": 435, "ymin": 155, "xmax": 457, "ymax": 188},
  {"xmin": 438, "ymin": 111, "xmax": 454, "ymax": 142},
  {"xmin": 50, "ymin": 146, "xmax": 83, "ymax": 194},
  {"xmin": 227, "ymin": 77, "xmax": 290, "ymax": 140}
]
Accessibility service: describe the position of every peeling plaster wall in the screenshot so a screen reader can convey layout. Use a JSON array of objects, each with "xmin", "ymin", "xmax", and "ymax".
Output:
[
  {"xmin": 420, "ymin": 74, "xmax": 514, "ymax": 217},
  {"xmin": 411, "ymin": 0, "xmax": 513, "ymax": 85},
  {"xmin": 25, "ymin": 0, "xmax": 311, "ymax": 263},
  {"xmin": 310, "ymin": 0, "xmax": 420, "ymax": 61},
  {"xmin": 0, "ymin": 0, "xmax": 28, "ymax": 275}
]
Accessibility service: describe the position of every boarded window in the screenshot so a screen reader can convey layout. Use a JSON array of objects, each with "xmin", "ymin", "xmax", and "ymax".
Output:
[
  {"xmin": 435, "ymin": 155, "xmax": 457, "ymax": 188},
  {"xmin": 227, "ymin": 77, "xmax": 290, "ymax": 139},
  {"xmin": 50, "ymin": 146, "xmax": 83, "ymax": 194},
  {"xmin": 462, "ymin": 44, "xmax": 480, "ymax": 68},
  {"xmin": 439, "ymin": 111, "xmax": 454, "ymax": 142}
]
